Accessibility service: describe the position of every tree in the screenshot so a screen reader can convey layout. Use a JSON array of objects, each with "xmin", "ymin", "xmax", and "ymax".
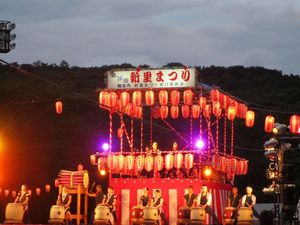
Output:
[{"xmin": 59, "ymin": 60, "xmax": 69, "ymax": 68}]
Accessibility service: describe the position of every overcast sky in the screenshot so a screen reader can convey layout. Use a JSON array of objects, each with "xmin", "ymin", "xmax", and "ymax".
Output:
[{"xmin": 1, "ymin": 0, "xmax": 300, "ymax": 74}]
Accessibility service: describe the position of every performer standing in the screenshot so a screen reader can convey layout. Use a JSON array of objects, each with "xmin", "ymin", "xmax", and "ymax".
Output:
[
  {"xmin": 56, "ymin": 186, "xmax": 72, "ymax": 225},
  {"xmin": 14, "ymin": 184, "xmax": 31, "ymax": 224},
  {"xmin": 184, "ymin": 186, "xmax": 197, "ymax": 208},
  {"xmin": 139, "ymin": 188, "xmax": 152, "ymax": 207},
  {"xmin": 153, "ymin": 190, "xmax": 168, "ymax": 225},
  {"xmin": 196, "ymin": 185, "xmax": 221, "ymax": 225},
  {"xmin": 152, "ymin": 142, "xmax": 161, "ymax": 156},
  {"xmin": 227, "ymin": 186, "xmax": 242, "ymax": 208},
  {"xmin": 241, "ymin": 186, "xmax": 260, "ymax": 219},
  {"xmin": 166, "ymin": 142, "xmax": 188, "ymax": 178},
  {"xmin": 105, "ymin": 186, "xmax": 117, "ymax": 224},
  {"xmin": 88, "ymin": 184, "xmax": 105, "ymax": 223}
]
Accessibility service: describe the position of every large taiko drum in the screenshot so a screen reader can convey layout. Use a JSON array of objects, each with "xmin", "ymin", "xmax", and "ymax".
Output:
[
  {"xmin": 49, "ymin": 205, "xmax": 65, "ymax": 222},
  {"xmin": 94, "ymin": 205, "xmax": 113, "ymax": 223},
  {"xmin": 5, "ymin": 203, "xmax": 24, "ymax": 223},
  {"xmin": 131, "ymin": 206, "xmax": 143, "ymax": 221},
  {"xmin": 237, "ymin": 207, "xmax": 253, "ymax": 224},
  {"xmin": 174, "ymin": 153, "xmax": 184, "ymax": 169},
  {"xmin": 178, "ymin": 207, "xmax": 190, "ymax": 220},
  {"xmin": 190, "ymin": 206, "xmax": 205, "ymax": 221},
  {"xmin": 224, "ymin": 207, "xmax": 236, "ymax": 224},
  {"xmin": 143, "ymin": 207, "xmax": 158, "ymax": 221},
  {"xmin": 58, "ymin": 170, "xmax": 89, "ymax": 189}
]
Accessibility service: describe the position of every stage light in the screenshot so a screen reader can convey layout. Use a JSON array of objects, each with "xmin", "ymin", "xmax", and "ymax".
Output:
[
  {"xmin": 203, "ymin": 166, "xmax": 212, "ymax": 177},
  {"xmin": 102, "ymin": 143, "xmax": 109, "ymax": 151},
  {"xmin": 0, "ymin": 20, "xmax": 16, "ymax": 53},
  {"xmin": 99, "ymin": 169, "xmax": 106, "ymax": 176},
  {"xmin": 272, "ymin": 123, "xmax": 288, "ymax": 135},
  {"xmin": 195, "ymin": 139, "xmax": 205, "ymax": 149},
  {"xmin": 264, "ymin": 138, "xmax": 278, "ymax": 151}
]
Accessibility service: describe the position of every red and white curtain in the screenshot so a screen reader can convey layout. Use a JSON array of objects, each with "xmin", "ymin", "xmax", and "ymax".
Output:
[{"xmin": 111, "ymin": 178, "xmax": 231, "ymax": 225}]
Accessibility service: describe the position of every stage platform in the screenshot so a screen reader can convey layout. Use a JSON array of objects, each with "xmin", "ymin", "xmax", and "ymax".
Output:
[{"xmin": 111, "ymin": 178, "xmax": 231, "ymax": 225}]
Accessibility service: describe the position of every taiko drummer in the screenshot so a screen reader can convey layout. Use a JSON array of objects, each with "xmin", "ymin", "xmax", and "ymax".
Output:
[
  {"xmin": 14, "ymin": 184, "xmax": 31, "ymax": 224},
  {"xmin": 56, "ymin": 186, "xmax": 72, "ymax": 224}
]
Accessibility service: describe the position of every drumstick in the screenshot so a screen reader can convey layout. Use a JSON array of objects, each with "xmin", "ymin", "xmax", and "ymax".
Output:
[{"xmin": 89, "ymin": 182, "xmax": 95, "ymax": 193}]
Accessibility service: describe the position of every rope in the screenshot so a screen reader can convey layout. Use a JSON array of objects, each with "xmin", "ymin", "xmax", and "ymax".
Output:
[
  {"xmin": 224, "ymin": 116, "xmax": 227, "ymax": 154},
  {"xmin": 131, "ymin": 117, "xmax": 134, "ymax": 152},
  {"xmin": 140, "ymin": 115, "xmax": 143, "ymax": 152},
  {"xmin": 216, "ymin": 117, "xmax": 219, "ymax": 153},
  {"xmin": 231, "ymin": 120, "xmax": 234, "ymax": 155},
  {"xmin": 161, "ymin": 119, "xmax": 189, "ymax": 144},
  {"xmin": 109, "ymin": 112, "xmax": 113, "ymax": 153},
  {"xmin": 150, "ymin": 108, "xmax": 153, "ymax": 148},
  {"xmin": 190, "ymin": 115, "xmax": 193, "ymax": 148}
]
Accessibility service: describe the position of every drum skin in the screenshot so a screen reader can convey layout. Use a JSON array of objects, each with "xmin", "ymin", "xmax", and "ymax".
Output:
[
  {"xmin": 132, "ymin": 206, "xmax": 143, "ymax": 220},
  {"xmin": 94, "ymin": 205, "xmax": 111, "ymax": 221},
  {"xmin": 237, "ymin": 207, "xmax": 253, "ymax": 223},
  {"xmin": 178, "ymin": 207, "xmax": 190, "ymax": 220},
  {"xmin": 224, "ymin": 207, "xmax": 236, "ymax": 224},
  {"xmin": 190, "ymin": 207, "xmax": 205, "ymax": 221},
  {"xmin": 143, "ymin": 207, "xmax": 158, "ymax": 221},
  {"xmin": 50, "ymin": 205, "xmax": 65, "ymax": 221},
  {"xmin": 5, "ymin": 203, "xmax": 24, "ymax": 222}
]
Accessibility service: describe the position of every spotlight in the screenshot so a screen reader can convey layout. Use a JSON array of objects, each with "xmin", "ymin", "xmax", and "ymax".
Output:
[
  {"xmin": 195, "ymin": 139, "xmax": 205, "ymax": 150},
  {"xmin": 203, "ymin": 166, "xmax": 212, "ymax": 177},
  {"xmin": 99, "ymin": 169, "xmax": 106, "ymax": 176},
  {"xmin": 272, "ymin": 123, "xmax": 289, "ymax": 135},
  {"xmin": 102, "ymin": 143, "xmax": 109, "ymax": 151}
]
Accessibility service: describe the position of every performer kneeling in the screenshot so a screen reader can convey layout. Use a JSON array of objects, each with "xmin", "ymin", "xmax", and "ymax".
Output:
[
  {"xmin": 57, "ymin": 186, "xmax": 72, "ymax": 224},
  {"xmin": 14, "ymin": 184, "xmax": 31, "ymax": 224},
  {"xmin": 196, "ymin": 185, "xmax": 221, "ymax": 225},
  {"xmin": 241, "ymin": 186, "xmax": 260, "ymax": 220},
  {"xmin": 153, "ymin": 190, "xmax": 168, "ymax": 225},
  {"xmin": 105, "ymin": 186, "xmax": 117, "ymax": 225}
]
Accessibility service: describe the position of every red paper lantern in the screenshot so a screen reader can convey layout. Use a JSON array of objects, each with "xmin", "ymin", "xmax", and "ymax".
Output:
[
  {"xmin": 245, "ymin": 110, "xmax": 255, "ymax": 127},
  {"xmin": 152, "ymin": 106, "xmax": 160, "ymax": 119},
  {"xmin": 183, "ymin": 90, "xmax": 193, "ymax": 105},
  {"xmin": 145, "ymin": 90, "xmax": 155, "ymax": 106},
  {"xmin": 45, "ymin": 184, "xmax": 51, "ymax": 192},
  {"xmin": 184, "ymin": 154, "xmax": 194, "ymax": 169},
  {"xmin": 212, "ymin": 154, "xmax": 221, "ymax": 171},
  {"xmin": 132, "ymin": 106, "xmax": 143, "ymax": 118},
  {"xmin": 107, "ymin": 155, "xmax": 117, "ymax": 171},
  {"xmin": 132, "ymin": 91, "xmax": 142, "ymax": 106},
  {"xmin": 220, "ymin": 156, "xmax": 227, "ymax": 173},
  {"xmin": 154, "ymin": 155, "xmax": 164, "ymax": 171},
  {"xmin": 174, "ymin": 153, "xmax": 184, "ymax": 169},
  {"xmin": 192, "ymin": 105, "xmax": 200, "ymax": 118},
  {"xmin": 36, "ymin": 188, "xmax": 41, "ymax": 196},
  {"xmin": 170, "ymin": 106, "xmax": 179, "ymax": 119},
  {"xmin": 160, "ymin": 106, "xmax": 169, "ymax": 119},
  {"xmin": 290, "ymin": 115, "xmax": 300, "ymax": 134},
  {"xmin": 144, "ymin": 156, "xmax": 154, "ymax": 172},
  {"xmin": 99, "ymin": 91, "xmax": 109, "ymax": 106},
  {"xmin": 4, "ymin": 190, "xmax": 9, "ymax": 197},
  {"xmin": 212, "ymin": 102, "xmax": 221, "ymax": 117},
  {"xmin": 226, "ymin": 158, "xmax": 237, "ymax": 175},
  {"xmin": 264, "ymin": 115, "xmax": 275, "ymax": 133},
  {"xmin": 120, "ymin": 92, "xmax": 130, "ymax": 106},
  {"xmin": 117, "ymin": 128, "xmax": 124, "ymax": 138},
  {"xmin": 170, "ymin": 90, "xmax": 180, "ymax": 106},
  {"xmin": 55, "ymin": 100, "xmax": 63, "ymax": 114},
  {"xmin": 124, "ymin": 103, "xmax": 133, "ymax": 115},
  {"xmin": 159, "ymin": 90, "xmax": 168, "ymax": 106},
  {"xmin": 227, "ymin": 106, "xmax": 237, "ymax": 121},
  {"xmin": 221, "ymin": 94, "xmax": 228, "ymax": 109},
  {"xmin": 210, "ymin": 89, "xmax": 220, "ymax": 102},
  {"xmin": 108, "ymin": 92, "xmax": 118, "ymax": 107},
  {"xmin": 54, "ymin": 179, "xmax": 59, "ymax": 187},
  {"xmin": 11, "ymin": 190, "xmax": 16, "ymax": 198},
  {"xmin": 125, "ymin": 155, "xmax": 135, "ymax": 171},
  {"xmin": 242, "ymin": 161, "xmax": 248, "ymax": 175},
  {"xmin": 181, "ymin": 105, "xmax": 190, "ymax": 118},
  {"xmin": 199, "ymin": 96, "xmax": 206, "ymax": 110},
  {"xmin": 135, "ymin": 155, "xmax": 144, "ymax": 172},
  {"xmin": 203, "ymin": 104, "xmax": 211, "ymax": 118},
  {"xmin": 164, "ymin": 153, "xmax": 174, "ymax": 170}
]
